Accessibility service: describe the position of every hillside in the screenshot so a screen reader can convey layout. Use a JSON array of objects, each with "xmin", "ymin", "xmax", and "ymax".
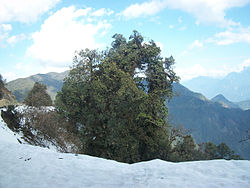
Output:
[
  {"xmin": 6, "ymin": 71, "xmax": 68, "ymax": 102},
  {"xmin": 211, "ymin": 94, "xmax": 239, "ymax": 109},
  {"xmin": 183, "ymin": 67, "xmax": 250, "ymax": 102},
  {"xmin": 0, "ymin": 84, "xmax": 18, "ymax": 107},
  {"xmin": 7, "ymin": 72, "xmax": 250, "ymax": 158},
  {"xmin": 167, "ymin": 83, "xmax": 250, "ymax": 159},
  {"xmin": 236, "ymin": 100, "xmax": 250, "ymax": 110},
  {"xmin": 0, "ymin": 115, "xmax": 249, "ymax": 188}
]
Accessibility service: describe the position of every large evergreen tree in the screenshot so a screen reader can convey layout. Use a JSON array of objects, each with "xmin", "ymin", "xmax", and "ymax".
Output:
[
  {"xmin": 56, "ymin": 31, "xmax": 179, "ymax": 163},
  {"xmin": 24, "ymin": 82, "xmax": 52, "ymax": 107}
]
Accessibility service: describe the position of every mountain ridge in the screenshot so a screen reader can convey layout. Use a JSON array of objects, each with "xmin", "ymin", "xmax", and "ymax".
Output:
[
  {"xmin": 183, "ymin": 67, "xmax": 250, "ymax": 102},
  {"xmin": 168, "ymin": 83, "xmax": 250, "ymax": 159},
  {"xmin": 6, "ymin": 71, "xmax": 250, "ymax": 159},
  {"xmin": 211, "ymin": 94, "xmax": 240, "ymax": 109},
  {"xmin": 6, "ymin": 71, "xmax": 69, "ymax": 102}
]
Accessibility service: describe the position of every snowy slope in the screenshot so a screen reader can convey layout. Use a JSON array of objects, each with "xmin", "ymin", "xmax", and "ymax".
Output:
[
  {"xmin": 0, "ymin": 110, "xmax": 25, "ymax": 144},
  {"xmin": 1, "ymin": 114, "xmax": 250, "ymax": 188}
]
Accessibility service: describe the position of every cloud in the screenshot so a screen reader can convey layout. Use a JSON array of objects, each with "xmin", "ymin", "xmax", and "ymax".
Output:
[
  {"xmin": 119, "ymin": 0, "xmax": 166, "ymax": 19},
  {"xmin": 1, "ymin": 24, "xmax": 12, "ymax": 31},
  {"xmin": 7, "ymin": 33, "xmax": 26, "ymax": 45},
  {"xmin": 120, "ymin": 0, "xmax": 250, "ymax": 27},
  {"xmin": 177, "ymin": 58, "xmax": 250, "ymax": 81},
  {"xmin": 0, "ymin": 24, "xmax": 12, "ymax": 46},
  {"xmin": 169, "ymin": 24, "xmax": 174, "ymax": 29},
  {"xmin": 176, "ymin": 64, "xmax": 232, "ymax": 81},
  {"xmin": 180, "ymin": 40, "xmax": 203, "ymax": 57},
  {"xmin": 207, "ymin": 27, "xmax": 250, "ymax": 45},
  {"xmin": 0, "ymin": 0, "xmax": 60, "ymax": 23},
  {"xmin": 91, "ymin": 8, "xmax": 114, "ymax": 17},
  {"xmin": 237, "ymin": 58, "xmax": 250, "ymax": 72},
  {"xmin": 0, "ymin": 24, "xmax": 26, "ymax": 47},
  {"xmin": 26, "ymin": 6, "xmax": 112, "ymax": 69},
  {"xmin": 189, "ymin": 40, "xmax": 203, "ymax": 49}
]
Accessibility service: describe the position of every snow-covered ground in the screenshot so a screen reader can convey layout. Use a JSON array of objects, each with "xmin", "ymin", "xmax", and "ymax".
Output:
[{"xmin": 1, "ymin": 111, "xmax": 250, "ymax": 188}]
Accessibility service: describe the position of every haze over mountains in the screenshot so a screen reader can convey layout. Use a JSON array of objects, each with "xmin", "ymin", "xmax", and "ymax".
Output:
[
  {"xmin": 183, "ymin": 67, "xmax": 250, "ymax": 102},
  {"xmin": 6, "ymin": 71, "xmax": 250, "ymax": 159}
]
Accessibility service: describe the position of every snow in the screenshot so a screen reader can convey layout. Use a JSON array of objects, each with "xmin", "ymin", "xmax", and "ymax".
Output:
[
  {"xmin": 1, "ymin": 112, "xmax": 250, "ymax": 188},
  {"xmin": 0, "ymin": 110, "xmax": 25, "ymax": 144}
]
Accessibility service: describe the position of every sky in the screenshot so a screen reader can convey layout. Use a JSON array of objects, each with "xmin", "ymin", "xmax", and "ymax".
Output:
[{"xmin": 0, "ymin": 0, "xmax": 250, "ymax": 82}]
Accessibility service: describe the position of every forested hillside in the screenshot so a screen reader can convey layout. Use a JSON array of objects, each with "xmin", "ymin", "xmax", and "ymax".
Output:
[
  {"xmin": 6, "ymin": 72, "xmax": 250, "ymax": 159},
  {"xmin": 6, "ymin": 71, "xmax": 68, "ymax": 102},
  {"xmin": 167, "ymin": 83, "xmax": 250, "ymax": 159}
]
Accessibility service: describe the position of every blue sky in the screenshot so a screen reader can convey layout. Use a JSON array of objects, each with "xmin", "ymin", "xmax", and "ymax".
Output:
[{"xmin": 0, "ymin": 0, "xmax": 250, "ymax": 82}]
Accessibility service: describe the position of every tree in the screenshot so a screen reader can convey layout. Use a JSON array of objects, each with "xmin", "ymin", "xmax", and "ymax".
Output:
[
  {"xmin": 217, "ymin": 143, "xmax": 231, "ymax": 159},
  {"xmin": 0, "ymin": 74, "xmax": 4, "ymax": 99},
  {"xmin": 56, "ymin": 31, "xmax": 179, "ymax": 163},
  {"xmin": 24, "ymin": 82, "xmax": 52, "ymax": 107},
  {"xmin": 171, "ymin": 135, "xmax": 199, "ymax": 161},
  {"xmin": 198, "ymin": 142, "xmax": 241, "ymax": 160}
]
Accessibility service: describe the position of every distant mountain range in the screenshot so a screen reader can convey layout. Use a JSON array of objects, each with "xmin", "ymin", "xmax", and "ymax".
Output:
[
  {"xmin": 6, "ymin": 71, "xmax": 68, "ymax": 102},
  {"xmin": 183, "ymin": 67, "xmax": 250, "ymax": 102},
  {"xmin": 167, "ymin": 83, "xmax": 250, "ymax": 159},
  {"xmin": 6, "ymin": 71, "xmax": 250, "ymax": 159}
]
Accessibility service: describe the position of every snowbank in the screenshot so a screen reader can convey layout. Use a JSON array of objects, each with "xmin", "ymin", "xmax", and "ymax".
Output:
[
  {"xmin": 0, "ymin": 110, "xmax": 24, "ymax": 144},
  {"xmin": 0, "ymin": 111, "xmax": 250, "ymax": 188}
]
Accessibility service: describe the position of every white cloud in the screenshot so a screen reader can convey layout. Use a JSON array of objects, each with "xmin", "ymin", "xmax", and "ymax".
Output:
[
  {"xmin": 26, "ymin": 6, "xmax": 112, "ymax": 69},
  {"xmin": 237, "ymin": 58, "xmax": 250, "ymax": 72},
  {"xmin": 0, "ymin": 0, "xmax": 60, "ymax": 23},
  {"xmin": 190, "ymin": 40, "xmax": 203, "ymax": 49},
  {"xmin": 0, "ymin": 24, "xmax": 11, "ymax": 46},
  {"xmin": 121, "ymin": 0, "xmax": 250, "ymax": 27},
  {"xmin": 91, "ymin": 8, "xmax": 114, "ymax": 17},
  {"xmin": 169, "ymin": 24, "xmax": 174, "ymax": 29},
  {"xmin": 0, "ymin": 24, "xmax": 26, "ymax": 47},
  {"xmin": 207, "ymin": 27, "xmax": 250, "ymax": 45},
  {"xmin": 120, "ymin": 0, "xmax": 166, "ymax": 19},
  {"xmin": 1, "ymin": 24, "xmax": 12, "ymax": 31},
  {"xmin": 7, "ymin": 33, "xmax": 26, "ymax": 45},
  {"xmin": 177, "ymin": 58, "xmax": 250, "ymax": 81},
  {"xmin": 176, "ymin": 64, "xmax": 232, "ymax": 81}
]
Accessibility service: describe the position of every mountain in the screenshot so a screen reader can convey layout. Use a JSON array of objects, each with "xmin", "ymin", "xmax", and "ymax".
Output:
[
  {"xmin": 236, "ymin": 100, "xmax": 250, "ymax": 110},
  {"xmin": 6, "ymin": 72, "xmax": 250, "ymax": 158},
  {"xmin": 6, "ymin": 71, "xmax": 69, "ymax": 102},
  {"xmin": 183, "ymin": 67, "xmax": 250, "ymax": 102},
  {"xmin": 211, "ymin": 94, "xmax": 239, "ymax": 109},
  {"xmin": 0, "ymin": 84, "xmax": 18, "ymax": 107},
  {"xmin": 167, "ymin": 83, "xmax": 250, "ymax": 159}
]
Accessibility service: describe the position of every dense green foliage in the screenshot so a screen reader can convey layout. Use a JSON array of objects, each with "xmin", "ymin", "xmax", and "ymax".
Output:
[
  {"xmin": 24, "ymin": 82, "xmax": 52, "ymax": 107},
  {"xmin": 198, "ymin": 142, "xmax": 241, "ymax": 160},
  {"xmin": 55, "ymin": 31, "xmax": 241, "ymax": 163},
  {"xmin": 56, "ymin": 31, "xmax": 179, "ymax": 163}
]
